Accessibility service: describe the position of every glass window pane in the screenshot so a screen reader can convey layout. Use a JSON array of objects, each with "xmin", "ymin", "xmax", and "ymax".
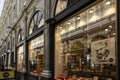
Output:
[
  {"xmin": 55, "ymin": 0, "xmax": 117, "ymax": 79},
  {"xmin": 28, "ymin": 34, "xmax": 44, "ymax": 75},
  {"xmin": 29, "ymin": 20, "xmax": 34, "ymax": 35},
  {"xmin": 76, "ymin": 12, "xmax": 87, "ymax": 28},
  {"xmin": 29, "ymin": 11, "xmax": 44, "ymax": 35}
]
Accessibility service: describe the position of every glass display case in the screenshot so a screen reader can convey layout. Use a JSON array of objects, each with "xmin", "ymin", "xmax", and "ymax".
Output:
[
  {"xmin": 28, "ymin": 34, "xmax": 44, "ymax": 75},
  {"xmin": 55, "ymin": 0, "xmax": 117, "ymax": 79}
]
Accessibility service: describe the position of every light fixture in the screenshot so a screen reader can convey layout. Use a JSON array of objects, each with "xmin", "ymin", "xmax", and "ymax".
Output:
[
  {"xmin": 77, "ymin": 16, "xmax": 81, "ymax": 20},
  {"xmin": 109, "ymin": 25, "xmax": 112, "ymax": 29},
  {"xmin": 113, "ymin": 32, "xmax": 116, "ymax": 35},
  {"xmin": 4, "ymin": 53, "xmax": 6, "ymax": 55},
  {"xmin": 59, "ymin": 27, "xmax": 62, "ymax": 29},
  {"xmin": 82, "ymin": 62, "xmax": 84, "ymax": 64},
  {"xmin": 105, "ymin": 28, "xmax": 108, "ymax": 31},
  {"xmin": 67, "ymin": 22, "xmax": 70, "ymax": 24},
  {"xmin": 89, "ymin": 9, "xmax": 94, "ymax": 13},
  {"xmin": 105, "ymin": 0, "xmax": 111, "ymax": 5},
  {"xmin": 91, "ymin": 64, "xmax": 94, "ymax": 67},
  {"xmin": 8, "ymin": 50, "xmax": 11, "ymax": 53}
]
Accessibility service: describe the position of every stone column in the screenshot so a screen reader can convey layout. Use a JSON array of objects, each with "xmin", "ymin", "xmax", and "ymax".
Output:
[
  {"xmin": 23, "ymin": 13, "xmax": 28, "ymax": 73},
  {"xmin": 41, "ymin": 0, "xmax": 55, "ymax": 79},
  {"xmin": 41, "ymin": 24, "xmax": 51, "ymax": 79}
]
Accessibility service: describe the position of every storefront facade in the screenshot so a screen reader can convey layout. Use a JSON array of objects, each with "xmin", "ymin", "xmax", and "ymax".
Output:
[
  {"xmin": 0, "ymin": 0, "xmax": 45, "ymax": 80},
  {"xmin": 0, "ymin": 0, "xmax": 120, "ymax": 80},
  {"xmin": 42, "ymin": 0, "xmax": 120, "ymax": 80},
  {"xmin": 27, "ymin": 9, "xmax": 45, "ymax": 80}
]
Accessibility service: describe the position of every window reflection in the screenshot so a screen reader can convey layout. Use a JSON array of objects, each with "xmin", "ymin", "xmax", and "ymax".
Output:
[{"xmin": 29, "ymin": 11, "xmax": 44, "ymax": 35}]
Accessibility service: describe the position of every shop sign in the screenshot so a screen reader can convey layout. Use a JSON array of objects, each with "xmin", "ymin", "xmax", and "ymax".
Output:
[
  {"xmin": 0, "ymin": 71, "xmax": 14, "ymax": 79},
  {"xmin": 3, "ymin": 72, "xmax": 9, "ymax": 77},
  {"xmin": 91, "ymin": 37, "xmax": 116, "ymax": 64}
]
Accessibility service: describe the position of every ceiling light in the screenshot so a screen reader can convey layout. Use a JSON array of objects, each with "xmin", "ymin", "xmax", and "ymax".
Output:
[
  {"xmin": 77, "ymin": 16, "xmax": 81, "ymax": 20},
  {"xmin": 67, "ymin": 22, "xmax": 70, "ymax": 24},
  {"xmin": 105, "ymin": 0, "xmax": 111, "ymax": 5},
  {"xmin": 59, "ymin": 27, "xmax": 62, "ymax": 29},
  {"xmin": 4, "ymin": 53, "xmax": 6, "ymax": 55},
  {"xmin": 113, "ymin": 32, "xmax": 116, "ymax": 35},
  {"xmin": 109, "ymin": 25, "xmax": 112, "ymax": 29},
  {"xmin": 89, "ymin": 9, "xmax": 94, "ymax": 13},
  {"xmin": 105, "ymin": 28, "xmax": 108, "ymax": 31}
]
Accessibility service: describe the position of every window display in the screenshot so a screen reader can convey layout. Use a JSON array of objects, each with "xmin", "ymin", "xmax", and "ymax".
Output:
[
  {"xmin": 55, "ymin": 0, "xmax": 117, "ymax": 79},
  {"xmin": 17, "ymin": 45, "xmax": 24, "ymax": 71},
  {"xmin": 28, "ymin": 34, "xmax": 44, "ymax": 75}
]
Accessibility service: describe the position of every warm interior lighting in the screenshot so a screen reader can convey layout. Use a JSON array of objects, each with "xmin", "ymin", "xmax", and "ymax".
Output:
[
  {"xmin": 89, "ymin": 9, "xmax": 94, "ymax": 13},
  {"xmin": 109, "ymin": 25, "xmax": 112, "ymax": 29},
  {"xmin": 113, "ymin": 32, "xmax": 116, "ymax": 35},
  {"xmin": 59, "ymin": 27, "xmax": 62, "ymax": 29},
  {"xmin": 105, "ymin": 28, "xmax": 109, "ymax": 31},
  {"xmin": 67, "ymin": 22, "xmax": 70, "ymax": 24},
  {"xmin": 105, "ymin": 0, "xmax": 111, "ymax": 5},
  {"xmin": 77, "ymin": 16, "xmax": 81, "ymax": 20}
]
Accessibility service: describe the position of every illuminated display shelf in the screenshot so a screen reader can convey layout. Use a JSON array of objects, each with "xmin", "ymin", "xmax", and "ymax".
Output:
[{"xmin": 61, "ymin": 14, "xmax": 116, "ymax": 41}]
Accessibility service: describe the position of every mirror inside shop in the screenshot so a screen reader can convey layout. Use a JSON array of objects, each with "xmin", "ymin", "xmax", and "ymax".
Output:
[{"xmin": 55, "ymin": 0, "xmax": 117, "ymax": 80}]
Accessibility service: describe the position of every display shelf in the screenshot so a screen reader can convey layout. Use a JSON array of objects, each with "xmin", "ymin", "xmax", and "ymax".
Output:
[
  {"xmin": 32, "ymin": 44, "xmax": 44, "ymax": 49},
  {"xmin": 63, "ymin": 49, "xmax": 84, "ymax": 54},
  {"xmin": 67, "ymin": 70, "xmax": 114, "ymax": 79},
  {"xmin": 61, "ymin": 14, "xmax": 115, "ymax": 41}
]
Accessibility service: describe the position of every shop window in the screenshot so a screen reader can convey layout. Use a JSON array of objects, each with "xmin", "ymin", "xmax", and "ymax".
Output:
[
  {"xmin": 17, "ymin": 45, "xmax": 24, "ymax": 71},
  {"xmin": 18, "ymin": 29, "xmax": 24, "ymax": 43},
  {"xmin": 28, "ymin": 34, "xmax": 44, "ymax": 75},
  {"xmin": 29, "ymin": 10, "xmax": 44, "ymax": 35},
  {"xmin": 55, "ymin": 0, "xmax": 117, "ymax": 79}
]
